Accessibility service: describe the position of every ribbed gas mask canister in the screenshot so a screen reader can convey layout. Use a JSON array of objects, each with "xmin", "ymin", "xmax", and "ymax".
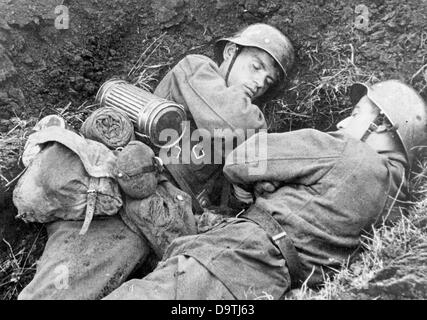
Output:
[{"xmin": 96, "ymin": 79, "xmax": 187, "ymax": 148}]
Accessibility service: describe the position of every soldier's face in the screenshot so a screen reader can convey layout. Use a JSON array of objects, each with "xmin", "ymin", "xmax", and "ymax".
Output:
[
  {"xmin": 336, "ymin": 96, "xmax": 380, "ymax": 139},
  {"xmin": 222, "ymin": 44, "xmax": 279, "ymax": 101}
]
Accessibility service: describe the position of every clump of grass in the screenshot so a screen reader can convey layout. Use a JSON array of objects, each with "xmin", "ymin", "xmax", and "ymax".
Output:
[
  {"xmin": 0, "ymin": 116, "xmax": 38, "ymax": 191},
  {"xmin": 131, "ymin": 69, "xmax": 159, "ymax": 92},
  {"xmin": 287, "ymin": 210, "xmax": 426, "ymax": 300},
  {"xmin": 0, "ymin": 227, "xmax": 46, "ymax": 300},
  {"xmin": 43, "ymin": 101, "xmax": 98, "ymax": 131},
  {"xmin": 127, "ymin": 32, "xmax": 171, "ymax": 92},
  {"xmin": 265, "ymin": 42, "xmax": 379, "ymax": 133}
]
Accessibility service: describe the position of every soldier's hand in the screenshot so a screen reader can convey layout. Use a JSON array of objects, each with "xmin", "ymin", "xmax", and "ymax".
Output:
[
  {"xmin": 231, "ymin": 84, "xmax": 256, "ymax": 100},
  {"xmin": 254, "ymin": 181, "xmax": 280, "ymax": 197}
]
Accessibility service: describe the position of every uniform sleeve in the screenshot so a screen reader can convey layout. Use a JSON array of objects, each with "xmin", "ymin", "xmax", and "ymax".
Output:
[
  {"xmin": 154, "ymin": 55, "xmax": 267, "ymax": 144},
  {"xmin": 223, "ymin": 129, "xmax": 344, "ymax": 188}
]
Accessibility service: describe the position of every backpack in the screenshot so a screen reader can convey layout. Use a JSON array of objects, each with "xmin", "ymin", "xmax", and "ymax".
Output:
[{"xmin": 13, "ymin": 127, "xmax": 122, "ymax": 235}]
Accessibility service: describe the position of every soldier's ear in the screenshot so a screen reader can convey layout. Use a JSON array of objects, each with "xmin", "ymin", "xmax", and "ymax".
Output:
[{"xmin": 223, "ymin": 42, "xmax": 239, "ymax": 62}]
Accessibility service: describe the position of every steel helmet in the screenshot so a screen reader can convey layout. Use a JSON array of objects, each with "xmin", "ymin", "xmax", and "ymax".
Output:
[
  {"xmin": 349, "ymin": 80, "xmax": 427, "ymax": 169},
  {"xmin": 214, "ymin": 23, "xmax": 295, "ymax": 81}
]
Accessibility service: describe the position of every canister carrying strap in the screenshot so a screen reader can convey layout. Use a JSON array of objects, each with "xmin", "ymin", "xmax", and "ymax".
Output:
[
  {"xmin": 239, "ymin": 205, "xmax": 304, "ymax": 288},
  {"xmin": 165, "ymin": 164, "xmax": 205, "ymax": 215}
]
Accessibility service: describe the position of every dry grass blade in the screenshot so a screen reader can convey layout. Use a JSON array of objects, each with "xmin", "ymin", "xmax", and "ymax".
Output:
[
  {"xmin": 132, "ymin": 68, "xmax": 159, "ymax": 92},
  {"xmin": 0, "ymin": 227, "xmax": 43, "ymax": 299},
  {"xmin": 3, "ymin": 167, "xmax": 26, "ymax": 190},
  {"xmin": 410, "ymin": 63, "xmax": 427, "ymax": 83},
  {"xmin": 46, "ymin": 101, "xmax": 98, "ymax": 130},
  {"xmin": 127, "ymin": 32, "xmax": 167, "ymax": 78},
  {"xmin": 127, "ymin": 32, "xmax": 171, "ymax": 92}
]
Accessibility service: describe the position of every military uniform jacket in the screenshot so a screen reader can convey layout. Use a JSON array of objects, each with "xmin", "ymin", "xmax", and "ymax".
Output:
[
  {"xmin": 163, "ymin": 129, "xmax": 408, "ymax": 299},
  {"xmin": 154, "ymin": 54, "xmax": 267, "ymax": 209}
]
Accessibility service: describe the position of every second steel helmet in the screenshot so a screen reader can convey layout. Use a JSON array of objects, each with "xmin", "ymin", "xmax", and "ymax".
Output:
[
  {"xmin": 349, "ymin": 80, "xmax": 427, "ymax": 170},
  {"xmin": 214, "ymin": 23, "xmax": 295, "ymax": 82}
]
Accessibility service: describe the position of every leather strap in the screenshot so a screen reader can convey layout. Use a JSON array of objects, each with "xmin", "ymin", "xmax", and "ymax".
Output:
[
  {"xmin": 225, "ymin": 46, "xmax": 241, "ymax": 86},
  {"xmin": 166, "ymin": 164, "xmax": 205, "ymax": 214},
  {"xmin": 80, "ymin": 177, "xmax": 98, "ymax": 235},
  {"xmin": 117, "ymin": 157, "xmax": 163, "ymax": 179},
  {"xmin": 361, "ymin": 112, "xmax": 388, "ymax": 142},
  {"xmin": 240, "ymin": 205, "xmax": 304, "ymax": 288}
]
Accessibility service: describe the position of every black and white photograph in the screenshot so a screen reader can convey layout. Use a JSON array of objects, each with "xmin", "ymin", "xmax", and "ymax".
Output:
[{"xmin": 0, "ymin": 0, "xmax": 426, "ymax": 304}]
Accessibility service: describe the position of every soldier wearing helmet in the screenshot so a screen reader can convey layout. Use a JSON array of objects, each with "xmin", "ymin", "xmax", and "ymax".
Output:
[
  {"xmin": 345, "ymin": 80, "xmax": 427, "ymax": 175},
  {"xmin": 154, "ymin": 23, "xmax": 295, "ymax": 215},
  {"xmin": 18, "ymin": 23, "xmax": 295, "ymax": 301},
  {"xmin": 214, "ymin": 23, "xmax": 294, "ymax": 101},
  {"xmin": 104, "ymin": 80, "xmax": 426, "ymax": 300}
]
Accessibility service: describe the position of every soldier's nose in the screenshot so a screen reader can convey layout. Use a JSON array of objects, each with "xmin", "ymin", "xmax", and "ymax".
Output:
[{"xmin": 337, "ymin": 117, "xmax": 350, "ymax": 129}]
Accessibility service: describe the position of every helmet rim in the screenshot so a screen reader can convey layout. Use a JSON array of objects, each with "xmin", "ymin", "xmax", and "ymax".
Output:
[
  {"xmin": 348, "ymin": 81, "xmax": 427, "ymax": 167},
  {"xmin": 214, "ymin": 23, "xmax": 295, "ymax": 83}
]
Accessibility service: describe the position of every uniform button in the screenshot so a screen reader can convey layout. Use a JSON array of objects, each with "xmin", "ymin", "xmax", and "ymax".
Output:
[
  {"xmin": 176, "ymin": 195, "xmax": 184, "ymax": 201},
  {"xmin": 117, "ymin": 173, "xmax": 123, "ymax": 178}
]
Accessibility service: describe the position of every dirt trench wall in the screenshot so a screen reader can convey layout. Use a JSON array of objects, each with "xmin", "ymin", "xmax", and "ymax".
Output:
[
  {"xmin": 0, "ymin": 0, "xmax": 426, "ymax": 299},
  {"xmin": 1, "ymin": 0, "xmax": 426, "ymax": 123}
]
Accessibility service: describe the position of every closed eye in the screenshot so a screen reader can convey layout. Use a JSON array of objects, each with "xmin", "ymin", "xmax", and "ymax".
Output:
[
  {"xmin": 351, "ymin": 106, "xmax": 360, "ymax": 117},
  {"xmin": 252, "ymin": 62, "xmax": 261, "ymax": 70}
]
